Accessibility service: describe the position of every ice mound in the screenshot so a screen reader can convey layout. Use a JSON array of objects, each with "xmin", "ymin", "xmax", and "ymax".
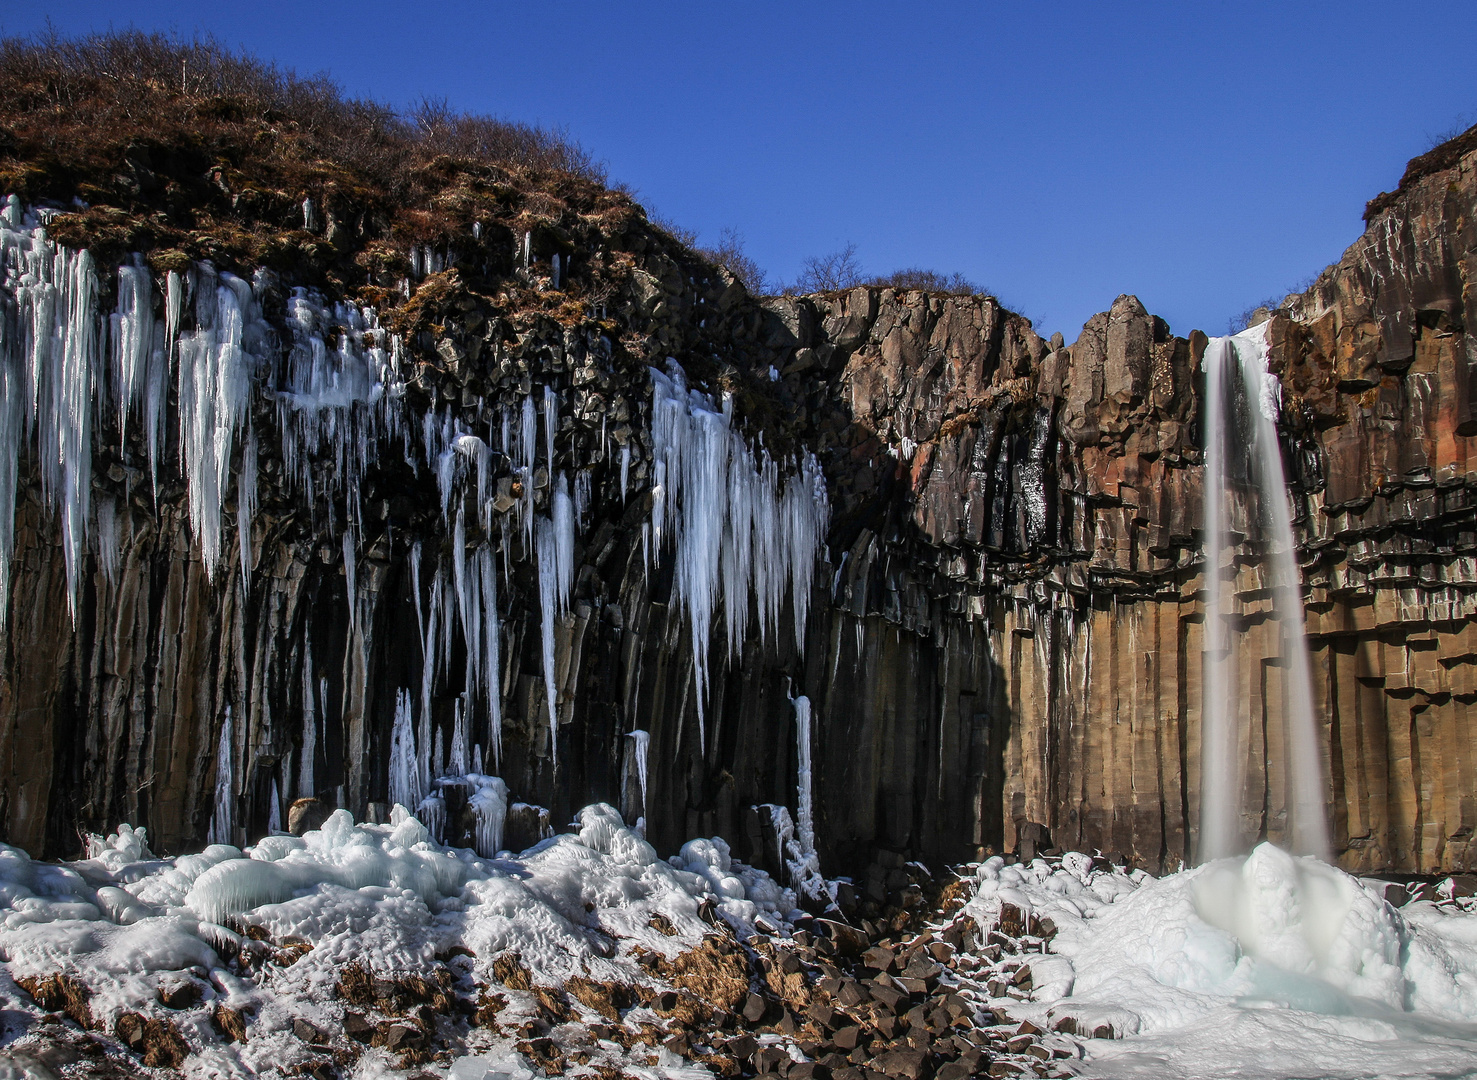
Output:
[
  {"xmin": 964, "ymin": 843, "xmax": 1477, "ymax": 1079},
  {"xmin": 0, "ymin": 798, "xmax": 796, "ymax": 1076}
]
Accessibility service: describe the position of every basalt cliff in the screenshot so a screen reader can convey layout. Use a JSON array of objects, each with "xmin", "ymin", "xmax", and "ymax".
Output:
[{"xmin": 3, "ymin": 79, "xmax": 1477, "ymax": 887}]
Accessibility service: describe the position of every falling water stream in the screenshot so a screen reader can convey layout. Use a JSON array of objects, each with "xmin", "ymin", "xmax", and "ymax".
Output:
[{"xmin": 1200, "ymin": 322, "xmax": 1330, "ymax": 862}]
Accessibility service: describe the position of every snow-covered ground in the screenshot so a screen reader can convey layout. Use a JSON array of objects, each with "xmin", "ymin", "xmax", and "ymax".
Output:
[
  {"xmin": 0, "ymin": 804, "xmax": 798, "ymax": 1078},
  {"xmin": 959, "ymin": 844, "xmax": 1477, "ymax": 1079},
  {"xmin": 3, "ymin": 796, "xmax": 1476, "ymax": 1080}
]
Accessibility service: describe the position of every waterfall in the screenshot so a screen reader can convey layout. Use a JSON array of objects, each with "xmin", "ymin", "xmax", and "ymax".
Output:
[
  {"xmin": 1199, "ymin": 322, "xmax": 1329, "ymax": 862},
  {"xmin": 1200, "ymin": 334, "xmax": 1238, "ymax": 862}
]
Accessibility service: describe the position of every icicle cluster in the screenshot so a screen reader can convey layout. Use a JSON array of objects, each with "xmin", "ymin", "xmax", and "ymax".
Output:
[
  {"xmin": 535, "ymin": 478, "xmax": 575, "ymax": 769},
  {"xmin": 649, "ymin": 362, "xmax": 831, "ymax": 745},
  {"xmin": 275, "ymin": 289, "xmax": 407, "ymax": 533},
  {"xmin": 0, "ymin": 200, "xmax": 412, "ymax": 628},
  {"xmin": 0, "ymin": 199, "xmax": 100, "ymax": 620}
]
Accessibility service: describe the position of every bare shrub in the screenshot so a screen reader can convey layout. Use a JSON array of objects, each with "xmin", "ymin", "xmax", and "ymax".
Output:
[
  {"xmin": 791, "ymin": 243, "xmax": 864, "ymax": 293},
  {"xmin": 869, "ymin": 266, "xmax": 980, "ymax": 295}
]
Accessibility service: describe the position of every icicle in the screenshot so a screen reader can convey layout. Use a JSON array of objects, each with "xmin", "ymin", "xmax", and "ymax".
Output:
[
  {"xmin": 342, "ymin": 529, "xmax": 358, "ymax": 634},
  {"xmin": 238, "ymin": 427, "xmax": 258, "ymax": 589},
  {"xmin": 208, "ymin": 707, "xmax": 234, "ymax": 846},
  {"xmin": 411, "ymin": 540, "xmax": 425, "ymax": 647},
  {"xmin": 520, "ymin": 394, "xmax": 537, "ymax": 472},
  {"xmin": 553, "ymin": 474, "xmax": 574, "ymax": 615},
  {"xmin": 418, "ymin": 791, "xmax": 446, "ymax": 845},
  {"xmin": 628, "ymin": 729, "xmax": 650, "ymax": 829},
  {"xmin": 268, "ymin": 779, "xmax": 282, "ymax": 834},
  {"xmin": 647, "ymin": 363, "xmax": 831, "ymax": 731},
  {"xmin": 54, "ymin": 248, "xmax": 99, "ymax": 621},
  {"xmin": 274, "ymin": 286, "xmax": 407, "ymax": 523},
  {"xmin": 418, "ymin": 573, "xmax": 441, "ymax": 798},
  {"xmin": 433, "ymin": 726, "xmax": 444, "ymax": 779},
  {"xmin": 453, "ymin": 433, "xmax": 492, "ymax": 528},
  {"xmin": 95, "ymin": 495, "xmax": 120, "ymax": 587},
  {"xmin": 536, "ymin": 516, "xmax": 560, "ymax": 768},
  {"xmin": 472, "ymin": 744, "xmax": 483, "ymax": 776},
  {"xmin": 437, "ymin": 447, "xmax": 460, "ymax": 522},
  {"xmin": 478, "ymin": 544, "xmax": 503, "ymax": 767},
  {"xmin": 0, "ymin": 346, "xmax": 19, "ymax": 627},
  {"xmin": 792, "ymin": 693, "xmax": 815, "ymax": 860},
  {"xmin": 449, "ymin": 697, "xmax": 469, "ymax": 777},
  {"xmin": 177, "ymin": 267, "xmax": 255, "ymax": 578},
  {"xmin": 388, "ymin": 688, "xmax": 420, "ymax": 811},
  {"xmin": 112, "ymin": 259, "xmax": 155, "ymax": 444},
  {"xmin": 146, "ymin": 276, "xmax": 177, "ymax": 500},
  {"xmin": 542, "ymin": 385, "xmax": 557, "ymax": 473},
  {"xmin": 620, "ymin": 443, "xmax": 631, "ymax": 503},
  {"xmin": 300, "ymin": 643, "xmax": 317, "ymax": 799},
  {"xmin": 551, "ymin": 252, "xmax": 562, "ymax": 290}
]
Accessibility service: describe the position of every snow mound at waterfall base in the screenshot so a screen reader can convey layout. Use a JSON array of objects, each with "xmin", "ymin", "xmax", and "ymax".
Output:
[
  {"xmin": 0, "ymin": 804, "xmax": 798, "ymax": 1078},
  {"xmin": 961, "ymin": 842, "xmax": 1477, "ymax": 1079}
]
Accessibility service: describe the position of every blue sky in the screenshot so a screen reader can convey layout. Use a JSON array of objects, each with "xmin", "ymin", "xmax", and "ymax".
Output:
[{"xmin": 6, "ymin": 2, "xmax": 1476, "ymax": 340}]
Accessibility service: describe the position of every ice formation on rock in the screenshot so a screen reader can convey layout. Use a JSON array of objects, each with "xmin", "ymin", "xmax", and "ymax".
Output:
[
  {"xmin": 628, "ymin": 729, "xmax": 651, "ymax": 831},
  {"xmin": 299, "ymin": 642, "xmax": 317, "ymax": 799},
  {"xmin": 388, "ymin": 688, "xmax": 419, "ymax": 813},
  {"xmin": 467, "ymin": 773, "xmax": 509, "ymax": 857},
  {"xmin": 0, "ymin": 203, "xmax": 844, "ymax": 885},
  {"xmin": 792, "ymin": 694, "xmax": 815, "ymax": 862},
  {"xmin": 207, "ymin": 707, "xmax": 234, "ymax": 847}
]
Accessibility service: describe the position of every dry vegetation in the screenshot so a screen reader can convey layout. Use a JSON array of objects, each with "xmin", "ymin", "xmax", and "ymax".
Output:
[{"xmin": 0, "ymin": 29, "xmax": 637, "ymax": 301}]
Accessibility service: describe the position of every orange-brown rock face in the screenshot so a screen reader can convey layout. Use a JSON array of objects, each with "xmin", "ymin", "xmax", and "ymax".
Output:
[{"xmin": 793, "ymin": 140, "xmax": 1477, "ymax": 875}]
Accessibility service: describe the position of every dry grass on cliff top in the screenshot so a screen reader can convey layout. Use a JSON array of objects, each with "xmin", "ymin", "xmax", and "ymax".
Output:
[
  {"xmin": 0, "ymin": 30, "xmax": 642, "ymax": 297},
  {"xmin": 0, "ymin": 29, "xmax": 606, "ymax": 195}
]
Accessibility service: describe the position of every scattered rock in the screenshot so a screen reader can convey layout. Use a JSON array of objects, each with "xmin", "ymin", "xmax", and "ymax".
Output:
[{"xmin": 157, "ymin": 976, "xmax": 203, "ymax": 1010}]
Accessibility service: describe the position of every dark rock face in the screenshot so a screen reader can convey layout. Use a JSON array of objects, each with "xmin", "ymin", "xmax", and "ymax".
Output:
[{"xmin": 2, "ymin": 134, "xmax": 1476, "ymax": 879}]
